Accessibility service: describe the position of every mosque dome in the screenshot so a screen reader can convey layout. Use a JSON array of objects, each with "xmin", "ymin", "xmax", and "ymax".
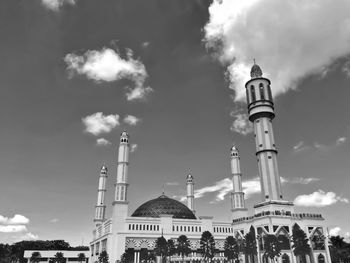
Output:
[
  {"xmin": 131, "ymin": 194, "xmax": 196, "ymax": 219},
  {"xmin": 250, "ymin": 63, "xmax": 263, "ymax": 79}
]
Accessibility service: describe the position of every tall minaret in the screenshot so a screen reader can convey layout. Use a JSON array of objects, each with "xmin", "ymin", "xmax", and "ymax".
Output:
[
  {"xmin": 113, "ymin": 131, "xmax": 130, "ymax": 203},
  {"xmin": 111, "ymin": 131, "xmax": 130, "ymax": 262},
  {"xmin": 230, "ymin": 145, "xmax": 247, "ymax": 218},
  {"xmin": 245, "ymin": 62, "xmax": 283, "ymax": 202},
  {"xmin": 186, "ymin": 173, "xmax": 195, "ymax": 213},
  {"xmin": 94, "ymin": 165, "xmax": 108, "ymax": 226}
]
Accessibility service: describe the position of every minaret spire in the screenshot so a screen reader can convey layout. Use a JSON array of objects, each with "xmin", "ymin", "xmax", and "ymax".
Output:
[
  {"xmin": 230, "ymin": 145, "xmax": 247, "ymax": 219},
  {"xmin": 186, "ymin": 173, "xmax": 195, "ymax": 214},
  {"xmin": 245, "ymin": 63, "xmax": 283, "ymax": 202},
  {"xmin": 94, "ymin": 165, "xmax": 108, "ymax": 226},
  {"xmin": 113, "ymin": 131, "xmax": 130, "ymax": 204}
]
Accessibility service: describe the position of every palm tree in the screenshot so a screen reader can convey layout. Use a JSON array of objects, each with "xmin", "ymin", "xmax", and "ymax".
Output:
[
  {"xmin": 154, "ymin": 236, "xmax": 168, "ymax": 263},
  {"xmin": 199, "ymin": 231, "xmax": 216, "ymax": 263},
  {"xmin": 77, "ymin": 252, "xmax": 86, "ymax": 263},
  {"xmin": 244, "ymin": 226, "xmax": 257, "ymax": 263},
  {"xmin": 176, "ymin": 235, "xmax": 191, "ymax": 263},
  {"xmin": 263, "ymin": 235, "xmax": 281, "ymax": 263},
  {"xmin": 99, "ymin": 250, "xmax": 110, "ymax": 263},
  {"xmin": 291, "ymin": 224, "xmax": 311, "ymax": 263},
  {"xmin": 167, "ymin": 239, "xmax": 176, "ymax": 263},
  {"xmin": 53, "ymin": 252, "xmax": 65, "ymax": 263},
  {"xmin": 224, "ymin": 236, "xmax": 239, "ymax": 263},
  {"xmin": 30, "ymin": 251, "xmax": 41, "ymax": 263}
]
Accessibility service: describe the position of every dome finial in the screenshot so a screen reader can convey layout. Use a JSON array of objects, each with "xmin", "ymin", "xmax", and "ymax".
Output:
[{"xmin": 250, "ymin": 60, "xmax": 263, "ymax": 79}]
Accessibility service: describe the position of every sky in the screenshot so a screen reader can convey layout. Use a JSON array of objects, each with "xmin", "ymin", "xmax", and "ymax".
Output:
[{"xmin": 0, "ymin": 0, "xmax": 350, "ymax": 245}]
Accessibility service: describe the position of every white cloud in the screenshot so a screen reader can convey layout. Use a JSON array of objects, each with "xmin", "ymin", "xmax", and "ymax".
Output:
[
  {"xmin": 329, "ymin": 227, "xmax": 341, "ymax": 236},
  {"xmin": 282, "ymin": 177, "xmax": 320, "ymax": 185},
  {"xmin": 0, "ymin": 214, "xmax": 30, "ymax": 225},
  {"xmin": 130, "ymin": 144, "xmax": 138, "ymax": 153},
  {"xmin": 41, "ymin": 0, "xmax": 75, "ymax": 11},
  {"xmin": 293, "ymin": 141, "xmax": 310, "ymax": 153},
  {"xmin": 21, "ymin": 232, "xmax": 39, "ymax": 240},
  {"xmin": 294, "ymin": 190, "xmax": 349, "ymax": 207},
  {"xmin": 141, "ymin": 42, "xmax": 150, "ymax": 49},
  {"xmin": 204, "ymin": 0, "xmax": 350, "ymax": 101},
  {"xmin": 49, "ymin": 218, "xmax": 59, "ymax": 223},
  {"xmin": 0, "ymin": 225, "xmax": 27, "ymax": 233},
  {"xmin": 165, "ymin": 182, "xmax": 180, "ymax": 186},
  {"xmin": 126, "ymin": 86, "xmax": 153, "ymax": 101},
  {"xmin": 230, "ymin": 113, "xmax": 253, "ymax": 135},
  {"xmin": 336, "ymin": 137, "xmax": 347, "ymax": 145},
  {"xmin": 96, "ymin": 138, "xmax": 111, "ymax": 146},
  {"xmin": 342, "ymin": 60, "xmax": 350, "ymax": 77},
  {"xmin": 65, "ymin": 47, "xmax": 152, "ymax": 101},
  {"xmin": 82, "ymin": 112, "xmax": 119, "ymax": 136},
  {"xmin": 123, "ymin": 115, "xmax": 141, "ymax": 126}
]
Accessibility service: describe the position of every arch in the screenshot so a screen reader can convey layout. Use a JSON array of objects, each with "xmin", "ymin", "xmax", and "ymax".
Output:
[
  {"xmin": 251, "ymin": 85, "xmax": 256, "ymax": 102},
  {"xmin": 282, "ymin": 254, "xmax": 290, "ymax": 263},
  {"xmin": 318, "ymin": 254, "xmax": 325, "ymax": 263},
  {"xmin": 259, "ymin": 83, "xmax": 265, "ymax": 100}
]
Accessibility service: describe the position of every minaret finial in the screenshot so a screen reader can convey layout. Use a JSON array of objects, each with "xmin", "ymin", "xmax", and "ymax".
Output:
[
  {"xmin": 162, "ymin": 183, "xmax": 165, "ymax": 195},
  {"xmin": 253, "ymin": 58, "xmax": 256, "ymax": 65}
]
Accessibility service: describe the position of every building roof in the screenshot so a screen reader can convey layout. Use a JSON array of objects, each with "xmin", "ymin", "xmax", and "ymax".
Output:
[{"xmin": 131, "ymin": 194, "xmax": 196, "ymax": 219}]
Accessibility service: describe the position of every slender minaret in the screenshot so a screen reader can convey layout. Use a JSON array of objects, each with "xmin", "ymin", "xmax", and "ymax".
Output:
[
  {"xmin": 111, "ymin": 131, "xmax": 130, "ymax": 261},
  {"xmin": 230, "ymin": 145, "xmax": 247, "ymax": 218},
  {"xmin": 245, "ymin": 62, "xmax": 283, "ymax": 202},
  {"xmin": 94, "ymin": 165, "xmax": 108, "ymax": 226},
  {"xmin": 186, "ymin": 173, "xmax": 195, "ymax": 213},
  {"xmin": 113, "ymin": 131, "xmax": 130, "ymax": 203}
]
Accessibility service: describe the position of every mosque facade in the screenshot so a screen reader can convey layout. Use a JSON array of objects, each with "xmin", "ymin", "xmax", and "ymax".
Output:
[{"xmin": 90, "ymin": 64, "xmax": 332, "ymax": 263}]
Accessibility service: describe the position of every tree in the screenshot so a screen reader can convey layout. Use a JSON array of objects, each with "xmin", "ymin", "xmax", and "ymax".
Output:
[
  {"xmin": 330, "ymin": 236, "xmax": 350, "ymax": 263},
  {"xmin": 77, "ymin": 252, "xmax": 86, "ymax": 263},
  {"xmin": 263, "ymin": 235, "xmax": 281, "ymax": 263},
  {"xmin": 199, "ymin": 231, "xmax": 216, "ymax": 263},
  {"xmin": 154, "ymin": 236, "xmax": 168, "ymax": 263},
  {"xmin": 291, "ymin": 224, "xmax": 311, "ymax": 263},
  {"xmin": 167, "ymin": 239, "xmax": 176, "ymax": 263},
  {"xmin": 53, "ymin": 252, "xmax": 65, "ymax": 263},
  {"xmin": 30, "ymin": 252, "xmax": 41, "ymax": 263},
  {"xmin": 0, "ymin": 244, "xmax": 11, "ymax": 263},
  {"xmin": 176, "ymin": 235, "xmax": 191, "ymax": 263},
  {"xmin": 244, "ymin": 226, "xmax": 257, "ymax": 263},
  {"xmin": 224, "ymin": 236, "xmax": 239, "ymax": 263},
  {"xmin": 120, "ymin": 252, "xmax": 129, "ymax": 263},
  {"xmin": 99, "ymin": 251, "xmax": 109, "ymax": 263}
]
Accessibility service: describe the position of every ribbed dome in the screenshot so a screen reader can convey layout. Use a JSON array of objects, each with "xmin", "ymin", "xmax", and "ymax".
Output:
[{"xmin": 132, "ymin": 195, "xmax": 196, "ymax": 219}]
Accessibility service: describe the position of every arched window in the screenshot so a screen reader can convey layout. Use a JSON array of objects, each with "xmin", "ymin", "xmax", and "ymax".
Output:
[
  {"xmin": 282, "ymin": 254, "xmax": 290, "ymax": 263},
  {"xmin": 267, "ymin": 84, "xmax": 273, "ymax": 101},
  {"xmin": 251, "ymin": 85, "xmax": 256, "ymax": 102},
  {"xmin": 259, "ymin": 83, "xmax": 265, "ymax": 100},
  {"xmin": 318, "ymin": 254, "xmax": 325, "ymax": 263},
  {"xmin": 246, "ymin": 88, "xmax": 250, "ymax": 104}
]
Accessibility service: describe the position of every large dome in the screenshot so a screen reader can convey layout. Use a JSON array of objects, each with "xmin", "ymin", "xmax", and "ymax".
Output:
[{"xmin": 132, "ymin": 194, "xmax": 196, "ymax": 219}]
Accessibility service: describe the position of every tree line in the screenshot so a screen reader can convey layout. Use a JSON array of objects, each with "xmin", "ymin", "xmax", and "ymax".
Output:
[{"xmin": 0, "ymin": 240, "xmax": 88, "ymax": 263}]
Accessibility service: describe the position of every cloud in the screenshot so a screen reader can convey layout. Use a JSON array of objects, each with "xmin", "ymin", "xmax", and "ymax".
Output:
[
  {"xmin": 336, "ymin": 137, "xmax": 347, "ymax": 145},
  {"xmin": 130, "ymin": 144, "xmax": 138, "ymax": 153},
  {"xmin": 204, "ymin": 0, "xmax": 350, "ymax": 101},
  {"xmin": 165, "ymin": 182, "xmax": 180, "ymax": 186},
  {"xmin": 141, "ymin": 42, "xmax": 150, "ymax": 49},
  {"xmin": 49, "ymin": 218, "xmax": 59, "ymax": 223},
  {"xmin": 0, "ymin": 214, "xmax": 30, "ymax": 225},
  {"xmin": 123, "ymin": 115, "xmax": 141, "ymax": 126},
  {"xmin": 230, "ymin": 112, "xmax": 253, "ymax": 135},
  {"xmin": 329, "ymin": 227, "xmax": 341, "ymax": 237},
  {"xmin": 294, "ymin": 190, "xmax": 349, "ymax": 207},
  {"xmin": 126, "ymin": 86, "xmax": 153, "ymax": 101},
  {"xmin": 342, "ymin": 60, "xmax": 350, "ymax": 77},
  {"xmin": 65, "ymin": 47, "xmax": 152, "ymax": 101},
  {"xmin": 82, "ymin": 112, "xmax": 119, "ymax": 136},
  {"xmin": 0, "ymin": 225, "xmax": 27, "ymax": 233},
  {"xmin": 41, "ymin": 0, "xmax": 75, "ymax": 11},
  {"xmin": 282, "ymin": 177, "xmax": 320, "ymax": 185},
  {"xmin": 96, "ymin": 138, "xmax": 111, "ymax": 146},
  {"xmin": 293, "ymin": 141, "xmax": 310, "ymax": 153},
  {"xmin": 179, "ymin": 176, "xmax": 320, "ymax": 203}
]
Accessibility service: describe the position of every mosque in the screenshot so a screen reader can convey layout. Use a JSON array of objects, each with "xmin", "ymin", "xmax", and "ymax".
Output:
[{"xmin": 89, "ymin": 64, "xmax": 332, "ymax": 263}]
